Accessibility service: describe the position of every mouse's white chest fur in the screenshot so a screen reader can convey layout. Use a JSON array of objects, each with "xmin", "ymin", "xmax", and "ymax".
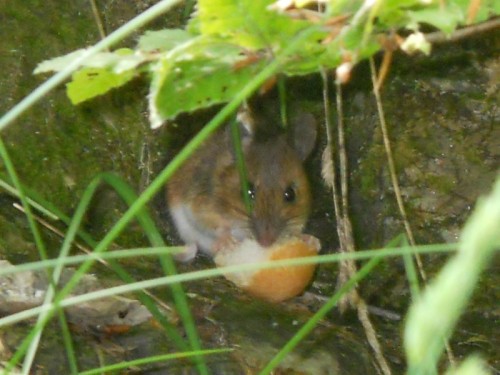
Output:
[{"xmin": 169, "ymin": 204, "xmax": 216, "ymax": 260}]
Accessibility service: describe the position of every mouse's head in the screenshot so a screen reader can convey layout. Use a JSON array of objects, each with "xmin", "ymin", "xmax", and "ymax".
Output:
[{"xmin": 213, "ymin": 109, "xmax": 317, "ymax": 247}]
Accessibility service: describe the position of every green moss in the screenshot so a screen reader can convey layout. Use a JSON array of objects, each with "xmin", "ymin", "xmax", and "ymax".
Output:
[
  {"xmin": 0, "ymin": 1, "xmax": 161, "ymax": 250},
  {"xmin": 425, "ymin": 174, "xmax": 456, "ymax": 195}
]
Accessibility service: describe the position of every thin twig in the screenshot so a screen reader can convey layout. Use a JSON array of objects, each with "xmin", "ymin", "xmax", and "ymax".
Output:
[
  {"xmin": 320, "ymin": 69, "xmax": 350, "ymax": 310},
  {"xmin": 13, "ymin": 202, "xmax": 88, "ymax": 254},
  {"xmin": 89, "ymin": 0, "xmax": 107, "ymax": 41},
  {"xmin": 0, "ymin": 179, "xmax": 59, "ymax": 220},
  {"xmin": 375, "ymin": 50, "xmax": 393, "ymax": 91},
  {"xmin": 335, "ymin": 77, "xmax": 392, "ymax": 375},
  {"xmin": 425, "ymin": 17, "xmax": 500, "ymax": 44},
  {"xmin": 321, "ymin": 68, "xmax": 351, "ymax": 306},
  {"xmin": 357, "ymin": 298, "xmax": 393, "ymax": 375},
  {"xmin": 320, "ymin": 69, "xmax": 341, "ymax": 229},
  {"xmin": 368, "ymin": 58, "xmax": 420, "ymax": 263},
  {"xmin": 368, "ymin": 57, "xmax": 456, "ymax": 367},
  {"xmin": 466, "ymin": 0, "xmax": 482, "ymax": 25},
  {"xmin": 336, "ymin": 80, "xmax": 349, "ymax": 218},
  {"xmin": 335, "ymin": 79, "xmax": 359, "ymax": 312},
  {"xmin": 320, "ymin": 71, "xmax": 344, "ymax": 262},
  {"xmin": 321, "ymin": 68, "xmax": 392, "ymax": 375}
]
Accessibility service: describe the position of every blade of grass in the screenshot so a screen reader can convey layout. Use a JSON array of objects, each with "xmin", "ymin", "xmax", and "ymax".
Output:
[
  {"xmin": 0, "ymin": 137, "xmax": 78, "ymax": 374},
  {"xmin": 0, "ymin": 247, "xmax": 180, "ymax": 277},
  {"xmin": 0, "ymin": 177, "xmax": 59, "ymax": 220},
  {"xmin": 79, "ymin": 348, "xmax": 232, "ymax": 375},
  {"xmin": 58, "ymin": 311, "xmax": 78, "ymax": 375},
  {"xmin": 4, "ymin": 175, "xmax": 195, "ymax": 373},
  {"xmin": 230, "ymin": 117, "xmax": 253, "ymax": 213},
  {"xmin": 278, "ymin": 76, "xmax": 288, "ymax": 127},
  {"xmin": 1, "ymin": 173, "xmax": 209, "ymax": 374},
  {"xmin": 0, "ymin": 241, "xmax": 459, "ymax": 328},
  {"xmin": 405, "ymin": 178, "xmax": 500, "ymax": 375},
  {"xmin": 402, "ymin": 237, "xmax": 421, "ymax": 298},
  {"xmin": 5, "ymin": 179, "xmax": 103, "ymax": 374},
  {"xmin": 0, "ymin": 175, "xmax": 185, "ymax": 315},
  {"xmin": 97, "ymin": 173, "xmax": 206, "ymax": 372}
]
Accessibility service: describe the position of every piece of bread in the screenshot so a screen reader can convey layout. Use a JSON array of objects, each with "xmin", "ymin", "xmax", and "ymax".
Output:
[{"xmin": 214, "ymin": 236, "xmax": 320, "ymax": 302}]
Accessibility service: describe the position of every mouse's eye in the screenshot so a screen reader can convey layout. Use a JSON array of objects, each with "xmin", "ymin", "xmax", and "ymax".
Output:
[
  {"xmin": 244, "ymin": 182, "xmax": 256, "ymax": 201},
  {"xmin": 284, "ymin": 185, "xmax": 296, "ymax": 203}
]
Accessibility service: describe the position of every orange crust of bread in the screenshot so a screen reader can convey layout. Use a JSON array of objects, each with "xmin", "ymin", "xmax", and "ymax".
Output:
[{"xmin": 243, "ymin": 240, "xmax": 317, "ymax": 302}]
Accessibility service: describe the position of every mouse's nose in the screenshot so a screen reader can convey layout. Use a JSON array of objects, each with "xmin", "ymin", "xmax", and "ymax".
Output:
[
  {"xmin": 257, "ymin": 233, "xmax": 276, "ymax": 247},
  {"xmin": 253, "ymin": 220, "xmax": 280, "ymax": 248}
]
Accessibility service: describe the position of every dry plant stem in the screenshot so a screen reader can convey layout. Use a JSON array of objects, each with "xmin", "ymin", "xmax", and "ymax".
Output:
[
  {"xmin": 368, "ymin": 57, "xmax": 421, "ymax": 269},
  {"xmin": 368, "ymin": 57, "xmax": 456, "ymax": 366},
  {"xmin": 13, "ymin": 202, "xmax": 88, "ymax": 254},
  {"xmin": 321, "ymin": 69, "xmax": 392, "ymax": 375},
  {"xmin": 90, "ymin": 0, "xmax": 107, "ymax": 41},
  {"xmin": 336, "ymin": 81, "xmax": 348, "ymax": 219},
  {"xmin": 376, "ymin": 50, "xmax": 393, "ymax": 91},
  {"xmin": 334, "ymin": 79, "xmax": 359, "ymax": 312},
  {"xmin": 320, "ymin": 69, "xmax": 342, "ymax": 230},
  {"xmin": 320, "ymin": 68, "xmax": 357, "ymax": 310},
  {"xmin": 320, "ymin": 70, "xmax": 352, "ymax": 310},
  {"xmin": 335, "ymin": 77, "xmax": 392, "ymax": 375},
  {"xmin": 319, "ymin": 69, "xmax": 345, "ymax": 282},
  {"xmin": 466, "ymin": 0, "xmax": 482, "ymax": 24},
  {"xmin": 12, "ymin": 203, "xmax": 175, "ymax": 315}
]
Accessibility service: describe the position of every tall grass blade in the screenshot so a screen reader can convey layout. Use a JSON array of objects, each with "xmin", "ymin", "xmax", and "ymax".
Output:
[
  {"xmin": 405, "ymin": 178, "xmax": 500, "ymax": 375},
  {"xmin": 0, "ymin": 138, "xmax": 78, "ymax": 374},
  {"xmin": 78, "ymin": 348, "xmax": 232, "ymax": 375}
]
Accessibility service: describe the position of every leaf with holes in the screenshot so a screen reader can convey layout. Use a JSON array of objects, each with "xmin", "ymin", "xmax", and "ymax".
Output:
[
  {"xmin": 67, "ymin": 67, "xmax": 136, "ymax": 104},
  {"xmin": 148, "ymin": 41, "xmax": 266, "ymax": 127}
]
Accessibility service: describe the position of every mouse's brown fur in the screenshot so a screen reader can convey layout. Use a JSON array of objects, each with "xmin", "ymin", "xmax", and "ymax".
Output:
[{"xmin": 167, "ymin": 108, "xmax": 317, "ymax": 261}]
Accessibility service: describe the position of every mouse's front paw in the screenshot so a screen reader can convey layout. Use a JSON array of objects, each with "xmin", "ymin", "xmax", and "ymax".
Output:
[{"xmin": 173, "ymin": 243, "xmax": 198, "ymax": 262}]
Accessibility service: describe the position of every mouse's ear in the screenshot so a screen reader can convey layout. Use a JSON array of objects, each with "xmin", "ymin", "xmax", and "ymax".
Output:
[
  {"xmin": 236, "ymin": 104, "xmax": 256, "ymax": 141},
  {"xmin": 289, "ymin": 112, "xmax": 317, "ymax": 161},
  {"xmin": 224, "ymin": 104, "xmax": 256, "ymax": 156},
  {"xmin": 231, "ymin": 104, "xmax": 257, "ymax": 149}
]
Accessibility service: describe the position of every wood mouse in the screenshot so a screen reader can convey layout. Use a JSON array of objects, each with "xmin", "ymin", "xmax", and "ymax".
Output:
[{"xmin": 166, "ymin": 107, "xmax": 317, "ymax": 261}]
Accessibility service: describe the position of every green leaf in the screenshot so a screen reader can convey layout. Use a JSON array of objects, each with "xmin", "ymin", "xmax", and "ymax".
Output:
[
  {"xmin": 449, "ymin": 0, "xmax": 499, "ymax": 24},
  {"xmin": 34, "ymin": 49, "xmax": 87, "ymax": 74},
  {"xmin": 67, "ymin": 68, "xmax": 136, "ymax": 104},
  {"xmin": 149, "ymin": 40, "xmax": 266, "ymax": 127},
  {"xmin": 34, "ymin": 48, "xmax": 140, "ymax": 74},
  {"xmin": 137, "ymin": 29, "xmax": 193, "ymax": 52},
  {"xmin": 194, "ymin": 0, "xmax": 316, "ymax": 49},
  {"xmin": 444, "ymin": 356, "xmax": 490, "ymax": 375},
  {"xmin": 407, "ymin": 4, "xmax": 464, "ymax": 35}
]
